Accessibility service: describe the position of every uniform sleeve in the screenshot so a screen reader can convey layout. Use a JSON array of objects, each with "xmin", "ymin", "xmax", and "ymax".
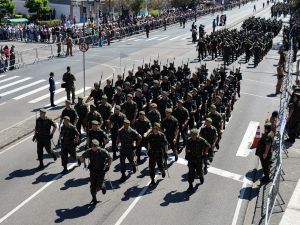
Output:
[
  {"xmin": 103, "ymin": 149, "xmax": 112, "ymax": 160},
  {"xmin": 49, "ymin": 118, "xmax": 57, "ymax": 128},
  {"xmin": 81, "ymin": 150, "xmax": 91, "ymax": 159},
  {"xmin": 202, "ymin": 138, "xmax": 211, "ymax": 148},
  {"xmin": 162, "ymin": 133, "xmax": 168, "ymax": 145}
]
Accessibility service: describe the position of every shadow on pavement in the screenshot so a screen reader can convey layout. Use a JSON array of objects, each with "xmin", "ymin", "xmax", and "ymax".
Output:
[
  {"xmin": 121, "ymin": 184, "xmax": 153, "ymax": 201},
  {"xmin": 160, "ymin": 189, "xmax": 191, "ymax": 206},
  {"xmin": 5, "ymin": 162, "xmax": 54, "ymax": 180},
  {"xmin": 60, "ymin": 177, "xmax": 90, "ymax": 190},
  {"xmin": 55, "ymin": 204, "xmax": 96, "ymax": 223},
  {"xmin": 32, "ymin": 172, "xmax": 60, "ymax": 184}
]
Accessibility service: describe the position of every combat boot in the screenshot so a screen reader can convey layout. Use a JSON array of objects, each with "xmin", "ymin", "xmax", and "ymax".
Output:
[
  {"xmin": 52, "ymin": 153, "xmax": 57, "ymax": 161},
  {"xmin": 132, "ymin": 165, "xmax": 137, "ymax": 173},
  {"xmin": 162, "ymin": 170, "xmax": 166, "ymax": 178},
  {"xmin": 90, "ymin": 195, "xmax": 98, "ymax": 205},
  {"xmin": 36, "ymin": 161, "xmax": 44, "ymax": 170},
  {"xmin": 187, "ymin": 183, "xmax": 193, "ymax": 193},
  {"xmin": 149, "ymin": 178, "xmax": 156, "ymax": 187},
  {"xmin": 61, "ymin": 166, "xmax": 68, "ymax": 174},
  {"xmin": 200, "ymin": 176, "xmax": 204, "ymax": 184},
  {"xmin": 120, "ymin": 172, "xmax": 126, "ymax": 182},
  {"xmin": 113, "ymin": 152, "xmax": 117, "ymax": 160},
  {"xmin": 101, "ymin": 186, "xmax": 107, "ymax": 195}
]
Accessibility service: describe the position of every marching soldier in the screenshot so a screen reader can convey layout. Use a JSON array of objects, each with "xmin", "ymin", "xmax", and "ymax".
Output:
[
  {"xmin": 117, "ymin": 119, "xmax": 142, "ymax": 181},
  {"xmin": 97, "ymin": 95, "xmax": 112, "ymax": 132},
  {"xmin": 59, "ymin": 100, "xmax": 79, "ymax": 127},
  {"xmin": 86, "ymin": 120, "xmax": 108, "ymax": 148},
  {"xmin": 59, "ymin": 116, "xmax": 80, "ymax": 174},
  {"xmin": 62, "ymin": 66, "xmax": 76, "ymax": 104},
  {"xmin": 207, "ymin": 105, "xmax": 223, "ymax": 149},
  {"xmin": 147, "ymin": 123, "xmax": 168, "ymax": 187},
  {"xmin": 113, "ymin": 86, "xmax": 126, "ymax": 107},
  {"xmin": 79, "ymin": 139, "xmax": 112, "ymax": 204},
  {"xmin": 145, "ymin": 22, "xmax": 150, "ymax": 38},
  {"xmin": 109, "ymin": 105, "xmax": 126, "ymax": 160},
  {"xmin": 87, "ymin": 104, "xmax": 103, "ymax": 131},
  {"xmin": 147, "ymin": 103, "xmax": 161, "ymax": 126},
  {"xmin": 86, "ymin": 82, "xmax": 103, "ymax": 107},
  {"xmin": 185, "ymin": 128, "xmax": 210, "ymax": 192},
  {"xmin": 103, "ymin": 79, "xmax": 114, "ymax": 104},
  {"xmin": 162, "ymin": 108, "xmax": 179, "ymax": 161},
  {"xmin": 122, "ymin": 94, "xmax": 138, "ymax": 124},
  {"xmin": 133, "ymin": 111, "xmax": 152, "ymax": 163},
  {"xmin": 34, "ymin": 108, "xmax": 57, "ymax": 170},
  {"xmin": 74, "ymin": 96, "xmax": 88, "ymax": 140}
]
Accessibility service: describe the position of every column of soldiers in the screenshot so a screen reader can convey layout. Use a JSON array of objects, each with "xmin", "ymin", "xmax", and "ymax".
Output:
[
  {"xmin": 33, "ymin": 59, "xmax": 244, "ymax": 203},
  {"xmin": 271, "ymin": 2, "xmax": 290, "ymax": 18},
  {"xmin": 196, "ymin": 17, "xmax": 282, "ymax": 67}
]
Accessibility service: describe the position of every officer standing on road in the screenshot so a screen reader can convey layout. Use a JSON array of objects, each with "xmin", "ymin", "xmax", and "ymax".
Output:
[
  {"xmin": 79, "ymin": 139, "xmax": 112, "ymax": 205},
  {"xmin": 185, "ymin": 128, "xmax": 210, "ymax": 192},
  {"xmin": 59, "ymin": 100, "xmax": 79, "ymax": 126},
  {"xmin": 34, "ymin": 108, "xmax": 57, "ymax": 170},
  {"xmin": 147, "ymin": 123, "xmax": 168, "ymax": 187},
  {"xmin": 145, "ymin": 22, "xmax": 150, "ymax": 38},
  {"xmin": 62, "ymin": 66, "xmax": 76, "ymax": 104},
  {"xmin": 49, "ymin": 72, "xmax": 56, "ymax": 107},
  {"xmin": 255, "ymin": 122, "xmax": 274, "ymax": 183},
  {"xmin": 74, "ymin": 96, "xmax": 88, "ymax": 140},
  {"xmin": 117, "ymin": 119, "xmax": 142, "ymax": 181},
  {"xmin": 59, "ymin": 116, "xmax": 80, "ymax": 174},
  {"xmin": 109, "ymin": 105, "xmax": 126, "ymax": 160},
  {"xmin": 162, "ymin": 108, "xmax": 179, "ymax": 161},
  {"xmin": 86, "ymin": 120, "xmax": 108, "ymax": 148},
  {"xmin": 65, "ymin": 34, "xmax": 73, "ymax": 56}
]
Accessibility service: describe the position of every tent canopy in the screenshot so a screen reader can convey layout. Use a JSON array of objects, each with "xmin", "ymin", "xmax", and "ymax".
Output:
[{"xmin": 6, "ymin": 18, "xmax": 29, "ymax": 23}]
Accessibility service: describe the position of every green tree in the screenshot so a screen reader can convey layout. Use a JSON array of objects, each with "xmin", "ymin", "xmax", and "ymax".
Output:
[
  {"xmin": 130, "ymin": 0, "xmax": 143, "ymax": 15},
  {"xmin": 25, "ymin": 0, "xmax": 51, "ymax": 19},
  {"xmin": 0, "ymin": 0, "xmax": 15, "ymax": 20}
]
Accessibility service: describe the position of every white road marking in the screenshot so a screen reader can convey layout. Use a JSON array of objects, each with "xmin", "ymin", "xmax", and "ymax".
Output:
[
  {"xmin": 45, "ymin": 87, "xmax": 91, "ymax": 107},
  {"xmin": 231, "ymin": 182, "xmax": 248, "ymax": 225},
  {"xmin": 0, "ymin": 162, "xmax": 77, "ymax": 224},
  {"xmin": 0, "ymin": 80, "xmax": 45, "ymax": 97},
  {"xmin": 29, "ymin": 88, "xmax": 64, "ymax": 103},
  {"xmin": 236, "ymin": 121, "xmax": 259, "ymax": 157},
  {"xmin": 170, "ymin": 35, "xmax": 181, "ymax": 40},
  {"xmin": 14, "ymin": 82, "xmax": 60, "ymax": 100},
  {"xmin": 0, "ymin": 75, "xmax": 7, "ymax": 78},
  {"xmin": 133, "ymin": 39, "xmax": 142, "ymax": 42},
  {"xmin": 114, "ymin": 176, "xmax": 157, "ymax": 225},
  {"xmin": 0, "ymin": 135, "xmax": 34, "ymax": 156},
  {"xmin": 0, "ymin": 76, "xmax": 19, "ymax": 84},
  {"xmin": 240, "ymin": 92, "xmax": 280, "ymax": 101},
  {"xmin": 0, "ymin": 77, "xmax": 32, "ymax": 90},
  {"xmin": 279, "ymin": 178, "xmax": 300, "ymax": 225},
  {"xmin": 158, "ymin": 36, "xmax": 169, "ymax": 40},
  {"xmin": 0, "ymin": 102, "xmax": 6, "ymax": 106},
  {"xmin": 146, "ymin": 37, "xmax": 158, "ymax": 41},
  {"xmin": 127, "ymin": 37, "xmax": 137, "ymax": 41}
]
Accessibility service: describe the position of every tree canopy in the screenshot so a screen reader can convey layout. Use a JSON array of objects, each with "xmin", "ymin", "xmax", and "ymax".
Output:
[
  {"xmin": 25, "ymin": 0, "xmax": 51, "ymax": 19},
  {"xmin": 0, "ymin": 0, "xmax": 15, "ymax": 19}
]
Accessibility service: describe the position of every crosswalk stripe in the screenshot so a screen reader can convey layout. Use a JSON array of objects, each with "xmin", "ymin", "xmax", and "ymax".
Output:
[
  {"xmin": 0, "ymin": 80, "xmax": 45, "ymax": 97},
  {"xmin": 0, "ymin": 77, "xmax": 31, "ymax": 90},
  {"xmin": 181, "ymin": 37, "xmax": 188, "ymax": 40},
  {"xmin": 29, "ymin": 88, "xmax": 64, "ymax": 103},
  {"xmin": 170, "ymin": 36, "xmax": 181, "ymax": 40},
  {"xmin": 0, "ymin": 75, "xmax": 7, "ymax": 78},
  {"xmin": 158, "ymin": 36, "xmax": 169, "ymax": 40},
  {"xmin": 45, "ymin": 87, "xmax": 91, "ymax": 107},
  {"xmin": 14, "ymin": 82, "xmax": 60, "ymax": 100},
  {"xmin": 134, "ymin": 39, "xmax": 143, "ymax": 42},
  {"xmin": 146, "ymin": 37, "xmax": 158, "ymax": 41},
  {"xmin": 0, "ymin": 76, "xmax": 19, "ymax": 84},
  {"xmin": 127, "ymin": 37, "xmax": 137, "ymax": 41}
]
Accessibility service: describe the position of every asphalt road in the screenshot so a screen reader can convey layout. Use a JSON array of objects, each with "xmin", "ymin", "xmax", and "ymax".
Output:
[{"xmin": 0, "ymin": 2, "xmax": 284, "ymax": 225}]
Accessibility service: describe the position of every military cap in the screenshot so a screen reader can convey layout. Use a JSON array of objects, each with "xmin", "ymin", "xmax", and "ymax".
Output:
[
  {"xmin": 124, "ymin": 119, "xmax": 130, "ymax": 124},
  {"xmin": 163, "ymin": 76, "xmax": 168, "ymax": 80},
  {"xmin": 165, "ymin": 108, "xmax": 173, "ymax": 113},
  {"xmin": 154, "ymin": 80, "xmax": 159, "ymax": 84},
  {"xmin": 65, "ymin": 100, "xmax": 71, "ymax": 104},
  {"xmin": 117, "ymin": 74, "xmax": 122, "ymax": 78},
  {"xmin": 63, "ymin": 116, "xmax": 70, "ymax": 121},
  {"xmin": 171, "ymin": 86, "xmax": 176, "ymax": 90},
  {"xmin": 162, "ymin": 91, "xmax": 168, "ymax": 95},
  {"xmin": 90, "ymin": 103, "xmax": 96, "ymax": 108},
  {"xmin": 206, "ymin": 117, "xmax": 212, "ymax": 122},
  {"xmin": 49, "ymin": 72, "xmax": 54, "ymax": 76},
  {"xmin": 91, "ymin": 139, "xmax": 100, "ymax": 146},
  {"xmin": 125, "ymin": 81, "xmax": 130, "ymax": 86},
  {"xmin": 127, "ymin": 93, "xmax": 133, "ymax": 98},
  {"xmin": 216, "ymin": 96, "xmax": 222, "ymax": 99},
  {"xmin": 115, "ymin": 105, "xmax": 121, "ymax": 110},
  {"xmin": 78, "ymin": 96, "xmax": 84, "ymax": 100},
  {"xmin": 91, "ymin": 120, "xmax": 99, "ymax": 125},
  {"xmin": 137, "ymin": 77, "xmax": 142, "ymax": 81},
  {"xmin": 136, "ymin": 88, "xmax": 142, "ymax": 92},
  {"xmin": 102, "ymin": 95, "xmax": 108, "ymax": 99},
  {"xmin": 139, "ymin": 111, "xmax": 145, "ymax": 115},
  {"xmin": 116, "ymin": 86, "xmax": 122, "ymax": 91},
  {"xmin": 177, "ymin": 99, "xmax": 183, "ymax": 104},
  {"xmin": 210, "ymin": 104, "xmax": 216, "ymax": 109},
  {"xmin": 151, "ymin": 103, "xmax": 157, "ymax": 107},
  {"xmin": 187, "ymin": 93, "xmax": 192, "ymax": 97},
  {"xmin": 144, "ymin": 83, "xmax": 149, "ymax": 87},
  {"xmin": 191, "ymin": 128, "xmax": 199, "ymax": 134},
  {"xmin": 193, "ymin": 88, "xmax": 198, "ymax": 92},
  {"xmin": 40, "ymin": 108, "xmax": 47, "ymax": 113},
  {"xmin": 154, "ymin": 122, "xmax": 161, "ymax": 128}
]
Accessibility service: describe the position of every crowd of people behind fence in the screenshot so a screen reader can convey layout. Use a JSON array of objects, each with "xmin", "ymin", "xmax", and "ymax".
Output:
[
  {"xmin": 0, "ymin": 0, "xmax": 250, "ymax": 44},
  {"xmin": 0, "ymin": 45, "xmax": 16, "ymax": 73}
]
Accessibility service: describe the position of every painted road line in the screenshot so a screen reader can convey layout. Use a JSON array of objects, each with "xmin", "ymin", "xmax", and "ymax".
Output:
[
  {"xmin": 0, "ymin": 76, "xmax": 19, "ymax": 84},
  {"xmin": 0, "ymin": 135, "xmax": 34, "ymax": 156},
  {"xmin": 0, "ymin": 77, "xmax": 32, "ymax": 90},
  {"xmin": 0, "ymin": 102, "xmax": 6, "ymax": 106},
  {"xmin": 146, "ymin": 37, "xmax": 158, "ymax": 41},
  {"xmin": 170, "ymin": 35, "xmax": 181, "ymax": 41},
  {"xmin": 0, "ymin": 75, "xmax": 7, "ymax": 78},
  {"xmin": 127, "ymin": 37, "xmax": 137, "ymax": 41},
  {"xmin": 0, "ymin": 162, "xmax": 77, "ymax": 224},
  {"xmin": 0, "ymin": 80, "xmax": 45, "ymax": 97},
  {"xmin": 175, "ymin": 157, "xmax": 252, "ymax": 185},
  {"xmin": 14, "ymin": 82, "xmax": 60, "ymax": 100},
  {"xmin": 231, "ymin": 182, "xmax": 249, "ymax": 225},
  {"xmin": 158, "ymin": 36, "xmax": 169, "ymax": 40},
  {"xmin": 279, "ymin": 178, "xmax": 300, "ymax": 225},
  {"xmin": 236, "ymin": 121, "xmax": 259, "ymax": 157},
  {"xmin": 45, "ymin": 87, "xmax": 91, "ymax": 107},
  {"xmin": 29, "ymin": 88, "xmax": 64, "ymax": 103},
  {"xmin": 114, "ymin": 176, "xmax": 157, "ymax": 225},
  {"xmin": 133, "ymin": 39, "xmax": 143, "ymax": 42}
]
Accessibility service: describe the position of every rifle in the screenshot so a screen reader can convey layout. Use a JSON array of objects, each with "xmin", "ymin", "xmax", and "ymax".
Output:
[
  {"xmin": 122, "ymin": 67, "xmax": 126, "ymax": 89},
  {"xmin": 112, "ymin": 73, "xmax": 115, "ymax": 87},
  {"xmin": 142, "ymin": 58, "xmax": 144, "ymax": 69},
  {"xmin": 99, "ymin": 72, "xmax": 103, "ymax": 88}
]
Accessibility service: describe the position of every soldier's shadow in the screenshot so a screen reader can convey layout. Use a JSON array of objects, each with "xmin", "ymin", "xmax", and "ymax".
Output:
[
  {"xmin": 160, "ymin": 190, "xmax": 191, "ymax": 206},
  {"xmin": 60, "ymin": 177, "xmax": 90, "ymax": 190},
  {"xmin": 55, "ymin": 203, "xmax": 96, "ymax": 223},
  {"xmin": 5, "ymin": 162, "xmax": 54, "ymax": 180},
  {"xmin": 32, "ymin": 171, "xmax": 61, "ymax": 184},
  {"xmin": 121, "ymin": 184, "xmax": 155, "ymax": 201}
]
